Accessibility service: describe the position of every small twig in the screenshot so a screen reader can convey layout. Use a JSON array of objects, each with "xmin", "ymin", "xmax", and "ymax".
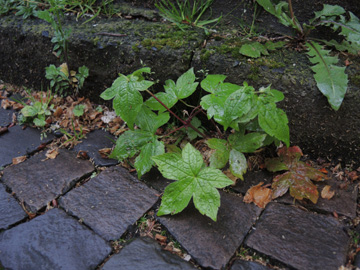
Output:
[{"xmin": 96, "ymin": 32, "xmax": 127, "ymax": 37}]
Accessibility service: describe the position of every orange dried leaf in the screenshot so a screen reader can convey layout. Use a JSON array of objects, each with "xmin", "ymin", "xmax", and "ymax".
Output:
[
  {"xmin": 12, "ymin": 156, "xmax": 27, "ymax": 164},
  {"xmin": 155, "ymin": 234, "xmax": 167, "ymax": 243},
  {"xmin": 244, "ymin": 182, "xmax": 272, "ymax": 208},
  {"xmin": 53, "ymin": 107, "xmax": 63, "ymax": 118},
  {"xmin": 98, "ymin": 148, "xmax": 112, "ymax": 159},
  {"xmin": 319, "ymin": 168, "xmax": 328, "ymax": 174},
  {"xmin": 321, "ymin": 185, "xmax": 335, "ymax": 200},
  {"xmin": 46, "ymin": 149, "xmax": 59, "ymax": 160}
]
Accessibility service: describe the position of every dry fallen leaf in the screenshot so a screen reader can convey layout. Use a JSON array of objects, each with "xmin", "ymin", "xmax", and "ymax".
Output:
[
  {"xmin": 77, "ymin": 150, "xmax": 89, "ymax": 160},
  {"xmin": 223, "ymin": 168, "xmax": 238, "ymax": 185},
  {"xmin": 46, "ymin": 148, "xmax": 59, "ymax": 160},
  {"xmin": 244, "ymin": 182, "xmax": 272, "ymax": 208},
  {"xmin": 321, "ymin": 185, "xmax": 335, "ymax": 200},
  {"xmin": 155, "ymin": 233, "xmax": 167, "ymax": 243},
  {"xmin": 12, "ymin": 156, "xmax": 27, "ymax": 165},
  {"xmin": 98, "ymin": 148, "xmax": 112, "ymax": 159}
]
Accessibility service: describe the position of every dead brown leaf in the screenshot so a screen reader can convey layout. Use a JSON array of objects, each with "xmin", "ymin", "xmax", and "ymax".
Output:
[
  {"xmin": 12, "ymin": 156, "xmax": 27, "ymax": 165},
  {"xmin": 98, "ymin": 148, "xmax": 112, "ymax": 159},
  {"xmin": 244, "ymin": 182, "xmax": 272, "ymax": 208},
  {"xmin": 321, "ymin": 185, "xmax": 335, "ymax": 200},
  {"xmin": 46, "ymin": 148, "xmax": 59, "ymax": 160},
  {"xmin": 155, "ymin": 234, "xmax": 167, "ymax": 243},
  {"xmin": 1, "ymin": 99, "xmax": 15, "ymax": 109},
  {"xmin": 223, "ymin": 168, "xmax": 238, "ymax": 185},
  {"xmin": 77, "ymin": 150, "xmax": 89, "ymax": 160},
  {"xmin": 53, "ymin": 107, "xmax": 63, "ymax": 118},
  {"xmin": 0, "ymin": 127, "xmax": 8, "ymax": 135}
]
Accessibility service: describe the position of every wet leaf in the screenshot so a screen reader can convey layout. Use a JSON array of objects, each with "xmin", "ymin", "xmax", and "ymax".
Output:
[
  {"xmin": 321, "ymin": 185, "xmax": 335, "ymax": 200},
  {"xmin": 12, "ymin": 156, "xmax": 27, "ymax": 164},
  {"xmin": 244, "ymin": 182, "xmax": 272, "ymax": 208},
  {"xmin": 266, "ymin": 146, "xmax": 328, "ymax": 203},
  {"xmin": 46, "ymin": 148, "xmax": 59, "ymax": 160},
  {"xmin": 98, "ymin": 148, "xmax": 112, "ymax": 159},
  {"xmin": 152, "ymin": 143, "xmax": 233, "ymax": 221}
]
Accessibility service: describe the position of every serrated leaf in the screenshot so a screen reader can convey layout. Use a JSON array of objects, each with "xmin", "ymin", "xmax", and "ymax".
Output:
[
  {"xmin": 258, "ymin": 103, "xmax": 289, "ymax": 146},
  {"xmin": 186, "ymin": 117, "xmax": 204, "ymax": 140},
  {"xmin": 229, "ymin": 149, "xmax": 247, "ymax": 180},
  {"xmin": 240, "ymin": 42, "xmax": 269, "ymax": 58},
  {"xmin": 136, "ymin": 105, "xmax": 170, "ymax": 134},
  {"xmin": 200, "ymin": 74, "xmax": 227, "ymax": 93},
  {"xmin": 311, "ymin": 4, "xmax": 345, "ymax": 23},
  {"xmin": 207, "ymin": 138, "xmax": 230, "ymax": 169},
  {"xmin": 134, "ymin": 139, "xmax": 164, "ymax": 178},
  {"xmin": 100, "ymin": 69, "xmax": 154, "ymax": 129},
  {"xmin": 267, "ymin": 146, "xmax": 328, "ymax": 203},
  {"xmin": 145, "ymin": 89, "xmax": 178, "ymax": 112},
  {"xmin": 305, "ymin": 42, "xmax": 348, "ymax": 110},
  {"xmin": 33, "ymin": 117, "xmax": 47, "ymax": 127},
  {"xmin": 109, "ymin": 130, "xmax": 153, "ymax": 161},
  {"xmin": 265, "ymin": 41, "xmax": 286, "ymax": 51},
  {"xmin": 153, "ymin": 143, "xmax": 233, "ymax": 221},
  {"xmin": 21, "ymin": 105, "xmax": 38, "ymax": 117},
  {"xmin": 222, "ymin": 88, "xmax": 253, "ymax": 130},
  {"xmin": 231, "ymin": 132, "xmax": 267, "ymax": 153},
  {"xmin": 173, "ymin": 68, "xmax": 199, "ymax": 99},
  {"xmin": 73, "ymin": 104, "xmax": 85, "ymax": 117}
]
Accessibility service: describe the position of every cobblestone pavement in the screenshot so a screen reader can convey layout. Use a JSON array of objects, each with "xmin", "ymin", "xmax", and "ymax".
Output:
[{"xmin": 0, "ymin": 107, "xmax": 358, "ymax": 270}]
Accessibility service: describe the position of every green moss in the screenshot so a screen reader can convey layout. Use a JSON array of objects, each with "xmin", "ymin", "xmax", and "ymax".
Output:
[
  {"xmin": 213, "ymin": 38, "xmax": 245, "ymax": 58},
  {"xmin": 200, "ymin": 49, "xmax": 214, "ymax": 62},
  {"xmin": 254, "ymin": 57, "xmax": 285, "ymax": 69},
  {"xmin": 350, "ymin": 74, "xmax": 360, "ymax": 87},
  {"xmin": 246, "ymin": 65, "xmax": 260, "ymax": 82},
  {"xmin": 132, "ymin": 43, "xmax": 141, "ymax": 53}
]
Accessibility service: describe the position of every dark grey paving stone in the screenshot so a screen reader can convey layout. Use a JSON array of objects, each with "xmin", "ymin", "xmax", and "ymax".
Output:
[
  {"xmin": 0, "ymin": 107, "xmax": 14, "ymax": 127},
  {"xmin": 0, "ymin": 183, "xmax": 26, "ymax": 229},
  {"xmin": 246, "ymin": 203, "xmax": 350, "ymax": 270},
  {"xmin": 1, "ymin": 149, "xmax": 94, "ymax": 212},
  {"xmin": 102, "ymin": 237, "xmax": 196, "ymax": 270},
  {"xmin": 158, "ymin": 191, "xmax": 262, "ymax": 269},
  {"xmin": 0, "ymin": 125, "xmax": 54, "ymax": 168},
  {"xmin": 0, "ymin": 208, "xmax": 111, "ymax": 270},
  {"xmin": 141, "ymin": 168, "xmax": 175, "ymax": 191},
  {"xmin": 73, "ymin": 129, "xmax": 118, "ymax": 166},
  {"xmin": 230, "ymin": 260, "xmax": 271, "ymax": 270},
  {"xmin": 232, "ymin": 170, "xmax": 273, "ymax": 194},
  {"xmin": 60, "ymin": 166, "xmax": 159, "ymax": 241}
]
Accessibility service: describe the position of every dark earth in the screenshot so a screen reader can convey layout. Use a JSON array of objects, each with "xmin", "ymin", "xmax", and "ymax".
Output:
[{"xmin": 1, "ymin": 0, "xmax": 360, "ymax": 269}]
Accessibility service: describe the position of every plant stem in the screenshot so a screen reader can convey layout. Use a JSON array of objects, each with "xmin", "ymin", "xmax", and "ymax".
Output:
[{"xmin": 145, "ymin": 89, "xmax": 207, "ymax": 138}]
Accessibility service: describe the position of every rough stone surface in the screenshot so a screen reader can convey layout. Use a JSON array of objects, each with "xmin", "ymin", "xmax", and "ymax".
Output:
[
  {"xmin": 1, "ymin": 149, "xmax": 94, "ymax": 212},
  {"xmin": 0, "ymin": 208, "xmax": 111, "ymax": 270},
  {"xmin": 232, "ymin": 170, "xmax": 273, "ymax": 195},
  {"xmin": 0, "ymin": 124, "xmax": 54, "ymax": 168},
  {"xmin": 158, "ymin": 191, "xmax": 262, "ymax": 269},
  {"xmin": 73, "ymin": 129, "xmax": 118, "ymax": 166},
  {"xmin": 0, "ymin": 107, "xmax": 13, "ymax": 127},
  {"xmin": 60, "ymin": 166, "xmax": 159, "ymax": 240},
  {"xmin": 102, "ymin": 237, "xmax": 196, "ymax": 270},
  {"xmin": 230, "ymin": 260, "xmax": 271, "ymax": 270},
  {"xmin": 246, "ymin": 203, "xmax": 350, "ymax": 270},
  {"xmin": 0, "ymin": 183, "xmax": 26, "ymax": 229}
]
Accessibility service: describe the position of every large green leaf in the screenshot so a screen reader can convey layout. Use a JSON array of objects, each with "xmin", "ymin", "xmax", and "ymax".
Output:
[
  {"xmin": 240, "ymin": 42, "xmax": 269, "ymax": 58},
  {"xmin": 258, "ymin": 103, "xmax": 289, "ymax": 146},
  {"xmin": 229, "ymin": 149, "xmax": 247, "ymax": 180},
  {"xmin": 109, "ymin": 130, "xmax": 153, "ymax": 161},
  {"xmin": 100, "ymin": 69, "xmax": 154, "ymax": 129},
  {"xmin": 172, "ymin": 68, "xmax": 199, "ymax": 99},
  {"xmin": 134, "ymin": 139, "xmax": 164, "ymax": 178},
  {"xmin": 136, "ymin": 105, "xmax": 170, "ymax": 134},
  {"xmin": 152, "ymin": 143, "xmax": 233, "ymax": 221},
  {"xmin": 305, "ymin": 42, "xmax": 348, "ymax": 110},
  {"xmin": 145, "ymin": 90, "xmax": 178, "ymax": 112},
  {"xmin": 230, "ymin": 132, "xmax": 267, "ymax": 153},
  {"xmin": 207, "ymin": 138, "xmax": 230, "ymax": 169}
]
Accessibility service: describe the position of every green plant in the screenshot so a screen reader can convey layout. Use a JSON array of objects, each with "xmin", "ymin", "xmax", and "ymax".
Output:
[
  {"xmin": 15, "ymin": 0, "xmax": 38, "ymax": 18},
  {"xmin": 0, "ymin": 0, "xmax": 18, "ymax": 15},
  {"xmin": 265, "ymin": 146, "xmax": 327, "ymax": 203},
  {"xmin": 101, "ymin": 67, "xmax": 290, "ymax": 220},
  {"xmin": 19, "ymin": 89, "xmax": 54, "ymax": 127},
  {"xmin": 153, "ymin": 143, "xmax": 233, "ymax": 221},
  {"xmin": 246, "ymin": 0, "xmax": 360, "ymax": 110},
  {"xmin": 155, "ymin": 0, "xmax": 221, "ymax": 31},
  {"xmin": 45, "ymin": 63, "xmax": 89, "ymax": 95}
]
